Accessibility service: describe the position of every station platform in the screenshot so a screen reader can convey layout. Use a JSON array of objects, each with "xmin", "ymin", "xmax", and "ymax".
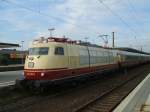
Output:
[
  {"xmin": 114, "ymin": 73, "xmax": 150, "ymax": 112},
  {"xmin": 0, "ymin": 64, "xmax": 24, "ymax": 72}
]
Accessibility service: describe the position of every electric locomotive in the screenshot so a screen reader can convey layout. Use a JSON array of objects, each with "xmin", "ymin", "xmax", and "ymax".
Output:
[{"xmin": 18, "ymin": 37, "xmax": 150, "ymax": 88}]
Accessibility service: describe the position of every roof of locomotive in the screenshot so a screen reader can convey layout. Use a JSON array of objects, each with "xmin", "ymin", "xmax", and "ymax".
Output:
[
  {"xmin": 31, "ymin": 37, "xmax": 150, "ymax": 55},
  {"xmin": 31, "ymin": 37, "xmax": 104, "ymax": 48}
]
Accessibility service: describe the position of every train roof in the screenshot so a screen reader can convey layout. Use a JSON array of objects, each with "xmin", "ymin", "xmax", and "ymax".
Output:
[
  {"xmin": 111, "ymin": 47, "xmax": 150, "ymax": 55},
  {"xmin": 32, "ymin": 37, "xmax": 150, "ymax": 55},
  {"xmin": 32, "ymin": 37, "xmax": 104, "ymax": 47}
]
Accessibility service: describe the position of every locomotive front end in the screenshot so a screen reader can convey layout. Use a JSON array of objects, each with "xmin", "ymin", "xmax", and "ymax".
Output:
[
  {"xmin": 24, "ymin": 37, "xmax": 68, "ymax": 81},
  {"xmin": 24, "ymin": 46, "xmax": 50, "ymax": 80}
]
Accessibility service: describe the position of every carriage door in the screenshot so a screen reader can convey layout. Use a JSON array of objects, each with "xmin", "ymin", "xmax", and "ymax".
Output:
[{"xmin": 67, "ymin": 44, "xmax": 77, "ymax": 69}]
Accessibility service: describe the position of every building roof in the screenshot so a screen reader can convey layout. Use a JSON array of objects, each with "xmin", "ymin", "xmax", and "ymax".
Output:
[
  {"xmin": 0, "ymin": 42, "xmax": 19, "ymax": 48},
  {"xmin": 0, "ymin": 49, "xmax": 27, "ymax": 54}
]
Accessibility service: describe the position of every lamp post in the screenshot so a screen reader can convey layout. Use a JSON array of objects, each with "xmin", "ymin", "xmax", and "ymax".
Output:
[
  {"xmin": 84, "ymin": 37, "xmax": 89, "ymax": 46},
  {"xmin": 84, "ymin": 37, "xmax": 89, "ymax": 42},
  {"xmin": 112, "ymin": 32, "xmax": 115, "ymax": 48},
  {"xmin": 48, "ymin": 28, "xmax": 55, "ymax": 37},
  {"xmin": 21, "ymin": 41, "xmax": 24, "ymax": 64}
]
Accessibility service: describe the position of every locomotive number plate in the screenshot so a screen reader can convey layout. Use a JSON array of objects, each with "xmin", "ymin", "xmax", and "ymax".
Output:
[{"xmin": 28, "ymin": 62, "xmax": 34, "ymax": 68}]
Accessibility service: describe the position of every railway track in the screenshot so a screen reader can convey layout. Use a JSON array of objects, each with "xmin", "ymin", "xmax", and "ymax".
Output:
[
  {"xmin": 0, "ymin": 64, "xmax": 150, "ymax": 112},
  {"xmin": 75, "ymin": 68, "xmax": 148, "ymax": 112}
]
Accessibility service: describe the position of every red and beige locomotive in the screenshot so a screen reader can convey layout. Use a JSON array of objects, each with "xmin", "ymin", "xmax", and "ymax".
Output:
[{"xmin": 19, "ymin": 37, "xmax": 150, "ymax": 87}]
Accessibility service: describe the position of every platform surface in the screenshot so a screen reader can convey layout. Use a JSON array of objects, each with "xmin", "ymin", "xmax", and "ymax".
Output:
[{"xmin": 0, "ymin": 70, "xmax": 23, "ymax": 87}]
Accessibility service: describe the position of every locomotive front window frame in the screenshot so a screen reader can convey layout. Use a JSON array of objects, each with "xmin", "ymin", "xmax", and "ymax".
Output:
[
  {"xmin": 55, "ymin": 47, "xmax": 64, "ymax": 55},
  {"xmin": 29, "ymin": 47, "xmax": 49, "ymax": 55}
]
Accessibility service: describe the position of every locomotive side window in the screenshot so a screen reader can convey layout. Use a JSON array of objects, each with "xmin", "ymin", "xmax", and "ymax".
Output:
[
  {"xmin": 55, "ymin": 47, "xmax": 64, "ymax": 55},
  {"xmin": 29, "ymin": 47, "xmax": 49, "ymax": 55}
]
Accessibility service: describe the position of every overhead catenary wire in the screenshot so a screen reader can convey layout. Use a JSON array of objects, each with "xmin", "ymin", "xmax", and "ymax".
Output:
[
  {"xmin": 126, "ymin": 0, "xmax": 140, "ymax": 20},
  {"xmin": 1, "ymin": 0, "xmax": 139, "ymax": 36},
  {"xmin": 97, "ymin": 0, "xmax": 138, "ymax": 36},
  {"xmin": 38, "ymin": 0, "xmax": 40, "ymax": 13},
  {"xmin": 126, "ymin": 0, "xmax": 145, "ymax": 33},
  {"xmin": 1, "ymin": 0, "xmax": 69, "ymax": 24},
  {"xmin": 1, "ymin": 0, "xmax": 147, "ymax": 51},
  {"xmin": 96, "ymin": 0, "xmax": 145, "ymax": 51},
  {"xmin": 115, "ymin": 0, "xmax": 146, "ymax": 49},
  {"xmin": 1, "ymin": 0, "xmax": 95, "ymax": 35}
]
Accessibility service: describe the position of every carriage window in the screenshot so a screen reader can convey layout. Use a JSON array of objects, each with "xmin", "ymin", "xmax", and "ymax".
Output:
[
  {"xmin": 29, "ymin": 47, "xmax": 49, "ymax": 55},
  {"xmin": 55, "ymin": 47, "xmax": 64, "ymax": 55}
]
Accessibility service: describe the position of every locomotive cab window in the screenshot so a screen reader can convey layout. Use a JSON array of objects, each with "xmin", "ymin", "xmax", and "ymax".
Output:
[
  {"xmin": 29, "ymin": 47, "xmax": 49, "ymax": 55},
  {"xmin": 55, "ymin": 47, "xmax": 64, "ymax": 55}
]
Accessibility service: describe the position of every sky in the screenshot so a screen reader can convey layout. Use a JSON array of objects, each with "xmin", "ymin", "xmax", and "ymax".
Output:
[{"xmin": 0, "ymin": 0, "xmax": 150, "ymax": 52}]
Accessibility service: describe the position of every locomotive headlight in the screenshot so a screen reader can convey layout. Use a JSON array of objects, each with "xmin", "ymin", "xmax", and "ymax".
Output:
[{"xmin": 41, "ymin": 73, "xmax": 45, "ymax": 77}]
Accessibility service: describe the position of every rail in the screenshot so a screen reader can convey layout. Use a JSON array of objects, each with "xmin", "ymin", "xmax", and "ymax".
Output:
[{"xmin": 75, "ymin": 69, "xmax": 148, "ymax": 112}]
